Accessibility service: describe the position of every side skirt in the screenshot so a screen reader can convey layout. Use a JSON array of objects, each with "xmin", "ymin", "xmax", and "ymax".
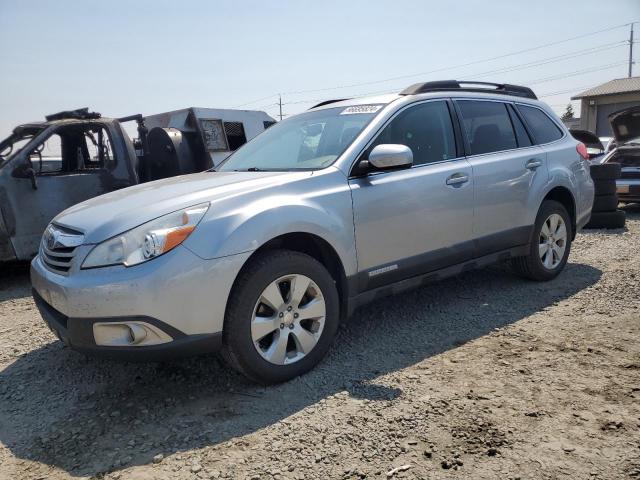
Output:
[{"xmin": 345, "ymin": 245, "xmax": 529, "ymax": 317}]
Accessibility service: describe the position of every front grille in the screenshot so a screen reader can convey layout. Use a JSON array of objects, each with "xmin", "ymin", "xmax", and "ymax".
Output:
[{"xmin": 41, "ymin": 224, "xmax": 84, "ymax": 275}]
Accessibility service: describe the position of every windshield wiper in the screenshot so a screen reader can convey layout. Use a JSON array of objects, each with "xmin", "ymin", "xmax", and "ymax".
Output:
[{"xmin": 233, "ymin": 167, "xmax": 263, "ymax": 172}]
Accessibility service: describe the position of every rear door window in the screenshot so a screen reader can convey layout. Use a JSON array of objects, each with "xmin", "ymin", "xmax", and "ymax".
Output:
[
  {"xmin": 516, "ymin": 104, "xmax": 564, "ymax": 144},
  {"xmin": 456, "ymin": 100, "xmax": 517, "ymax": 155},
  {"xmin": 30, "ymin": 134, "xmax": 63, "ymax": 174},
  {"xmin": 83, "ymin": 126, "xmax": 114, "ymax": 169}
]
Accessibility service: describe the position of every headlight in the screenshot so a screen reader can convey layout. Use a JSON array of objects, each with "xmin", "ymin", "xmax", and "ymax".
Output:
[{"xmin": 82, "ymin": 203, "xmax": 209, "ymax": 269}]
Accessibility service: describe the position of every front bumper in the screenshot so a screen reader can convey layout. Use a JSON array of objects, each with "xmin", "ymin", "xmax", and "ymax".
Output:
[
  {"xmin": 33, "ymin": 288, "xmax": 222, "ymax": 360},
  {"xmin": 31, "ymin": 245, "xmax": 252, "ymax": 359}
]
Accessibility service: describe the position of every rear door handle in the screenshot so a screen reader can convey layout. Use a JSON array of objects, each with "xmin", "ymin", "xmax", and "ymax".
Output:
[
  {"xmin": 525, "ymin": 158, "xmax": 543, "ymax": 170},
  {"xmin": 446, "ymin": 173, "xmax": 469, "ymax": 186}
]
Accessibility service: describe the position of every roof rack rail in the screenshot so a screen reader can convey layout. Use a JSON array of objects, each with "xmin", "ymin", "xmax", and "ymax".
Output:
[
  {"xmin": 400, "ymin": 80, "xmax": 537, "ymax": 100},
  {"xmin": 309, "ymin": 98, "xmax": 350, "ymax": 109},
  {"xmin": 45, "ymin": 107, "xmax": 102, "ymax": 122}
]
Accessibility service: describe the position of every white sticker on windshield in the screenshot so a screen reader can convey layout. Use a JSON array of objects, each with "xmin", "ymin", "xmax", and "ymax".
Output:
[{"xmin": 340, "ymin": 105, "xmax": 383, "ymax": 115}]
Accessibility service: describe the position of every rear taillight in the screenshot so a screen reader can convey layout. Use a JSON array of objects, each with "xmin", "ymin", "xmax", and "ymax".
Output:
[{"xmin": 576, "ymin": 142, "xmax": 589, "ymax": 161}]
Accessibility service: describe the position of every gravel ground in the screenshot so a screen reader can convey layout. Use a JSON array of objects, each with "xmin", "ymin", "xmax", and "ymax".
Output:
[{"xmin": 1, "ymin": 207, "xmax": 639, "ymax": 480}]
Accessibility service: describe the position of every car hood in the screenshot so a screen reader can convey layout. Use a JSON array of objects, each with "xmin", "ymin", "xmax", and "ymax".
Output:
[
  {"xmin": 609, "ymin": 106, "xmax": 640, "ymax": 144},
  {"xmin": 54, "ymin": 170, "xmax": 311, "ymax": 244}
]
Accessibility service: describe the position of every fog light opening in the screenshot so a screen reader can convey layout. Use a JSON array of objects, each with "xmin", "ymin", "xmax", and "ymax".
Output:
[
  {"xmin": 93, "ymin": 322, "xmax": 172, "ymax": 347},
  {"xmin": 128, "ymin": 324, "xmax": 147, "ymax": 345}
]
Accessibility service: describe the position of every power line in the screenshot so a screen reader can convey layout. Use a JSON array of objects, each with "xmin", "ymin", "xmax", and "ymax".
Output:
[
  {"xmin": 233, "ymin": 21, "xmax": 638, "ymax": 113},
  {"xmin": 538, "ymin": 84, "xmax": 598, "ymax": 97},
  {"xmin": 527, "ymin": 61, "xmax": 628, "ymax": 85},
  {"xmin": 465, "ymin": 42, "xmax": 625, "ymax": 79},
  {"xmin": 280, "ymin": 59, "xmax": 629, "ymax": 109},
  {"xmin": 280, "ymin": 22, "xmax": 636, "ymax": 96},
  {"xmin": 233, "ymin": 93, "xmax": 280, "ymax": 108}
]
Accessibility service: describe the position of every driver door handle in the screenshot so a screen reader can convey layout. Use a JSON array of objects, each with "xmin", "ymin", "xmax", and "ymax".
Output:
[
  {"xmin": 446, "ymin": 173, "xmax": 469, "ymax": 186},
  {"xmin": 525, "ymin": 158, "xmax": 543, "ymax": 170}
]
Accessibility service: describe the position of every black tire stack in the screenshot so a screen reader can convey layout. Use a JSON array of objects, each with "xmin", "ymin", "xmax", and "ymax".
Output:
[{"xmin": 585, "ymin": 163, "xmax": 626, "ymax": 229}]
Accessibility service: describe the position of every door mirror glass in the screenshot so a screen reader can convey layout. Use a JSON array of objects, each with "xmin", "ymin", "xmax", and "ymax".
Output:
[{"xmin": 368, "ymin": 144, "xmax": 413, "ymax": 170}]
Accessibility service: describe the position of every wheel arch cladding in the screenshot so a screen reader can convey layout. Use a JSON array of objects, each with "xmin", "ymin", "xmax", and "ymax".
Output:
[
  {"xmin": 246, "ymin": 232, "xmax": 349, "ymax": 319},
  {"xmin": 542, "ymin": 187, "xmax": 576, "ymax": 239}
]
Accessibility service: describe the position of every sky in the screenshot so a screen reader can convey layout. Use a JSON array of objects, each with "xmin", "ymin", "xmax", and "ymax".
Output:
[{"xmin": 0, "ymin": 0, "xmax": 638, "ymax": 138}]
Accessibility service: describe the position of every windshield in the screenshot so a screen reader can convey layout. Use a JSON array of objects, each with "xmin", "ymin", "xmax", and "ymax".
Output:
[
  {"xmin": 217, "ymin": 105, "xmax": 383, "ymax": 171},
  {"xmin": 0, "ymin": 127, "xmax": 44, "ymax": 168}
]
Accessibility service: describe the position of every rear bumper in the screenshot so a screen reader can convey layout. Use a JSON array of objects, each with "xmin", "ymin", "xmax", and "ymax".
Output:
[
  {"xmin": 617, "ymin": 178, "xmax": 640, "ymax": 203},
  {"xmin": 33, "ymin": 288, "xmax": 222, "ymax": 360}
]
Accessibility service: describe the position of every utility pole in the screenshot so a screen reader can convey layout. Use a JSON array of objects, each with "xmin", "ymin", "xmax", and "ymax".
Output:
[
  {"xmin": 278, "ymin": 94, "xmax": 284, "ymax": 121},
  {"xmin": 629, "ymin": 23, "xmax": 635, "ymax": 78}
]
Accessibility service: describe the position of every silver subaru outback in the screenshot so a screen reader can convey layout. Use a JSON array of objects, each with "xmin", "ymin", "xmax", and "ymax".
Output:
[{"xmin": 31, "ymin": 80, "xmax": 594, "ymax": 383}]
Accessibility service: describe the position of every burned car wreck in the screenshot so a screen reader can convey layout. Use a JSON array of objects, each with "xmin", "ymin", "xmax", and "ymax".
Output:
[{"xmin": 0, "ymin": 107, "xmax": 275, "ymax": 263}]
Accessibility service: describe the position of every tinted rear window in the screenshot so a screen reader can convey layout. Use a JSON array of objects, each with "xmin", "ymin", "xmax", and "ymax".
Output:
[
  {"xmin": 517, "ymin": 105, "xmax": 563, "ymax": 144},
  {"xmin": 456, "ymin": 100, "xmax": 517, "ymax": 155}
]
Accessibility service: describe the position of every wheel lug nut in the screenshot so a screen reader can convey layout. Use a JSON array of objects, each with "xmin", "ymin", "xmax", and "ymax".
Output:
[
  {"xmin": 279, "ymin": 312, "xmax": 284, "ymax": 318},
  {"xmin": 280, "ymin": 323, "xmax": 285, "ymax": 329},
  {"xmin": 287, "ymin": 306, "xmax": 292, "ymax": 312},
  {"xmin": 294, "ymin": 313, "xmax": 299, "ymax": 319},
  {"xmin": 289, "ymin": 324, "xmax": 294, "ymax": 329}
]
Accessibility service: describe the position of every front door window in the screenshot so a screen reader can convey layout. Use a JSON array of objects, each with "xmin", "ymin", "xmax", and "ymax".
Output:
[{"xmin": 29, "ymin": 125, "xmax": 114, "ymax": 176}]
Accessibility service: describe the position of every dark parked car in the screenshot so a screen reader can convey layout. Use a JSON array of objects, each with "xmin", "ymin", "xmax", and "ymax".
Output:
[{"xmin": 594, "ymin": 106, "xmax": 640, "ymax": 204}]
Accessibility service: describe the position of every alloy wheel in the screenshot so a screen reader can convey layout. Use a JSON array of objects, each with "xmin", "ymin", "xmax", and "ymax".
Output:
[
  {"xmin": 539, "ymin": 213, "xmax": 567, "ymax": 269},
  {"xmin": 251, "ymin": 274, "xmax": 326, "ymax": 365}
]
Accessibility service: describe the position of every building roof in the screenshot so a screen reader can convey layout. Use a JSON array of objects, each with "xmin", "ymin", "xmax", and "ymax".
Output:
[{"xmin": 572, "ymin": 76, "xmax": 640, "ymax": 99}]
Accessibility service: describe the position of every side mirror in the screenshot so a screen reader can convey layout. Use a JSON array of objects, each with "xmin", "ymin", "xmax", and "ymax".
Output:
[
  {"xmin": 12, "ymin": 162, "xmax": 38, "ymax": 190},
  {"xmin": 368, "ymin": 144, "xmax": 413, "ymax": 170}
]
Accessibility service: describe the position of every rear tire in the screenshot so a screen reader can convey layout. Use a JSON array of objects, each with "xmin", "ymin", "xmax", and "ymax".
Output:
[
  {"xmin": 584, "ymin": 210, "xmax": 626, "ymax": 229},
  {"xmin": 592, "ymin": 194, "xmax": 619, "ymax": 212},
  {"xmin": 593, "ymin": 180, "xmax": 617, "ymax": 196},
  {"xmin": 221, "ymin": 250, "xmax": 339, "ymax": 384},
  {"xmin": 589, "ymin": 163, "xmax": 621, "ymax": 180},
  {"xmin": 511, "ymin": 200, "xmax": 572, "ymax": 281}
]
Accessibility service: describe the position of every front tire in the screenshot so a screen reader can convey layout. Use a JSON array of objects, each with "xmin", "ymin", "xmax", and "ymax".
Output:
[
  {"xmin": 512, "ymin": 200, "xmax": 572, "ymax": 281},
  {"xmin": 221, "ymin": 250, "xmax": 339, "ymax": 384}
]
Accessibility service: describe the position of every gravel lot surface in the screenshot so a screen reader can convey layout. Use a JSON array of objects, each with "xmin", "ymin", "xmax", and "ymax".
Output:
[{"xmin": 1, "ymin": 207, "xmax": 639, "ymax": 480}]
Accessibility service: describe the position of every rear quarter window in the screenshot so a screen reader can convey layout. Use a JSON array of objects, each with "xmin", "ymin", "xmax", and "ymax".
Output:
[{"xmin": 517, "ymin": 105, "xmax": 564, "ymax": 144}]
